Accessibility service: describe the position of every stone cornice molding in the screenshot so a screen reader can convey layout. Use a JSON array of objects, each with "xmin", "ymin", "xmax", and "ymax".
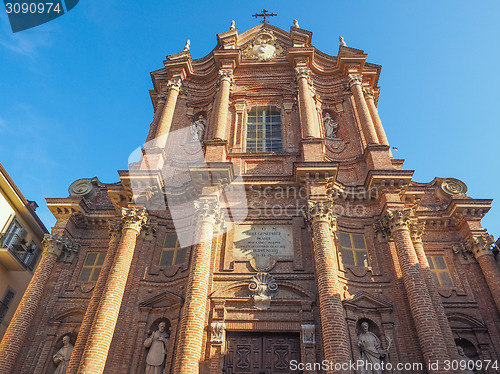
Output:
[
  {"xmin": 166, "ymin": 78, "xmax": 182, "ymax": 91},
  {"xmin": 305, "ymin": 200, "xmax": 337, "ymax": 230},
  {"xmin": 465, "ymin": 233, "xmax": 495, "ymax": 259},
  {"xmin": 347, "ymin": 74, "xmax": 363, "ymax": 88},
  {"xmin": 42, "ymin": 233, "xmax": 80, "ymax": 263},
  {"xmin": 121, "ymin": 207, "xmax": 148, "ymax": 234},
  {"xmin": 409, "ymin": 222, "xmax": 426, "ymax": 243},
  {"xmin": 194, "ymin": 198, "xmax": 224, "ymax": 226},
  {"xmin": 383, "ymin": 208, "xmax": 412, "ymax": 233}
]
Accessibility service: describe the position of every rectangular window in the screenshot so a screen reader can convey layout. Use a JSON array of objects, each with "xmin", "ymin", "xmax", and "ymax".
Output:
[
  {"xmin": 338, "ymin": 232, "xmax": 369, "ymax": 267},
  {"xmin": 1, "ymin": 219, "xmax": 27, "ymax": 250},
  {"xmin": 246, "ymin": 106, "xmax": 282, "ymax": 152},
  {"xmin": 0, "ymin": 288, "xmax": 15, "ymax": 323},
  {"xmin": 427, "ymin": 255, "xmax": 453, "ymax": 287},
  {"xmin": 78, "ymin": 252, "xmax": 105, "ymax": 282},
  {"xmin": 160, "ymin": 233, "xmax": 186, "ymax": 266}
]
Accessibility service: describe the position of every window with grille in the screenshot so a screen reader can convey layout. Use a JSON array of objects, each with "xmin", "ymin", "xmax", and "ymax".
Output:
[
  {"xmin": 159, "ymin": 233, "xmax": 186, "ymax": 266},
  {"xmin": 426, "ymin": 255, "xmax": 453, "ymax": 287},
  {"xmin": 0, "ymin": 288, "xmax": 15, "ymax": 323},
  {"xmin": 78, "ymin": 252, "xmax": 105, "ymax": 282},
  {"xmin": 246, "ymin": 106, "xmax": 282, "ymax": 152},
  {"xmin": 338, "ymin": 232, "xmax": 370, "ymax": 267}
]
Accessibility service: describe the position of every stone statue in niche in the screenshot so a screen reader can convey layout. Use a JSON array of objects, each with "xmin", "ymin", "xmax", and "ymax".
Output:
[
  {"xmin": 53, "ymin": 335, "xmax": 73, "ymax": 374},
  {"xmin": 144, "ymin": 321, "xmax": 170, "ymax": 374},
  {"xmin": 190, "ymin": 115, "xmax": 206, "ymax": 141},
  {"xmin": 323, "ymin": 113, "xmax": 339, "ymax": 139},
  {"xmin": 457, "ymin": 346, "xmax": 476, "ymax": 374},
  {"xmin": 357, "ymin": 322, "xmax": 392, "ymax": 374}
]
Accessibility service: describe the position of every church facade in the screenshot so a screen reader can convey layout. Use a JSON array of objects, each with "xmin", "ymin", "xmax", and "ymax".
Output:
[{"xmin": 0, "ymin": 22, "xmax": 499, "ymax": 374}]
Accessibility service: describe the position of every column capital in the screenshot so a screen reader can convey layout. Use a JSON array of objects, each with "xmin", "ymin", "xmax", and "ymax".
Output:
[
  {"xmin": 42, "ymin": 233, "xmax": 80, "ymax": 263},
  {"xmin": 373, "ymin": 220, "xmax": 391, "ymax": 243},
  {"xmin": 156, "ymin": 93, "xmax": 168, "ymax": 105},
  {"xmin": 347, "ymin": 74, "xmax": 363, "ymax": 88},
  {"xmin": 194, "ymin": 198, "xmax": 224, "ymax": 226},
  {"xmin": 305, "ymin": 200, "xmax": 337, "ymax": 230},
  {"xmin": 362, "ymin": 87, "xmax": 375, "ymax": 100},
  {"xmin": 409, "ymin": 221, "xmax": 426, "ymax": 243},
  {"xmin": 108, "ymin": 220, "xmax": 122, "ymax": 241},
  {"xmin": 218, "ymin": 69, "xmax": 234, "ymax": 85},
  {"xmin": 121, "ymin": 207, "xmax": 148, "ymax": 234},
  {"xmin": 465, "ymin": 233, "xmax": 495, "ymax": 259},
  {"xmin": 295, "ymin": 67, "xmax": 313, "ymax": 86},
  {"xmin": 166, "ymin": 78, "xmax": 182, "ymax": 91},
  {"xmin": 383, "ymin": 208, "xmax": 412, "ymax": 232}
]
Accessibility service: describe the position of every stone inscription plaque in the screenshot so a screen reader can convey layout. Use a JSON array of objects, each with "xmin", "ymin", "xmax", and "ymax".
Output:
[{"xmin": 233, "ymin": 225, "xmax": 293, "ymax": 269}]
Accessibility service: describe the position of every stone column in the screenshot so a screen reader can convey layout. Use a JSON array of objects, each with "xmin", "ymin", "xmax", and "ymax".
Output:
[
  {"xmin": 363, "ymin": 87, "xmax": 390, "ymax": 147},
  {"xmin": 347, "ymin": 74, "xmax": 378, "ymax": 145},
  {"xmin": 213, "ymin": 70, "xmax": 233, "ymax": 140},
  {"xmin": 174, "ymin": 198, "xmax": 222, "ymax": 374},
  {"xmin": 295, "ymin": 68, "xmax": 320, "ymax": 138},
  {"xmin": 145, "ymin": 94, "xmax": 168, "ymax": 143},
  {"xmin": 409, "ymin": 222, "xmax": 462, "ymax": 363},
  {"xmin": 305, "ymin": 200, "xmax": 350, "ymax": 371},
  {"xmin": 0, "ymin": 234, "xmax": 79, "ymax": 374},
  {"xmin": 66, "ymin": 221, "xmax": 122, "ymax": 374},
  {"xmin": 465, "ymin": 233, "xmax": 500, "ymax": 313},
  {"xmin": 152, "ymin": 78, "xmax": 182, "ymax": 148},
  {"xmin": 77, "ymin": 207, "xmax": 147, "ymax": 374},
  {"xmin": 382, "ymin": 209, "xmax": 452, "ymax": 373}
]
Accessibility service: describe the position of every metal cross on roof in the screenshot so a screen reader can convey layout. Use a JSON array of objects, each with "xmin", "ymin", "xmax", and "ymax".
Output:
[{"xmin": 252, "ymin": 9, "xmax": 277, "ymax": 24}]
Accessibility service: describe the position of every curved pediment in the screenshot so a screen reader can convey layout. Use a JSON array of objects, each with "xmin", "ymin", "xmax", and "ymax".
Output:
[
  {"xmin": 50, "ymin": 307, "xmax": 86, "ymax": 324},
  {"xmin": 447, "ymin": 312, "xmax": 486, "ymax": 330}
]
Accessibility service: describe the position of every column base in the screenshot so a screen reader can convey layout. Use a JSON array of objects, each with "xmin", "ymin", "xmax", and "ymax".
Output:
[
  {"xmin": 300, "ymin": 138, "xmax": 324, "ymax": 162},
  {"xmin": 363, "ymin": 144, "xmax": 393, "ymax": 170},
  {"xmin": 140, "ymin": 147, "xmax": 166, "ymax": 170},
  {"xmin": 204, "ymin": 139, "xmax": 228, "ymax": 162}
]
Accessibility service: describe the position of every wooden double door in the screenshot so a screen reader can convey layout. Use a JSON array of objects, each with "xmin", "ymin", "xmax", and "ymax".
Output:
[{"xmin": 224, "ymin": 332, "xmax": 301, "ymax": 373}]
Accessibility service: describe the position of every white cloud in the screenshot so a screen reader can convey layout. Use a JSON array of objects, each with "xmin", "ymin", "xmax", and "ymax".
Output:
[{"xmin": 0, "ymin": 17, "xmax": 54, "ymax": 57}]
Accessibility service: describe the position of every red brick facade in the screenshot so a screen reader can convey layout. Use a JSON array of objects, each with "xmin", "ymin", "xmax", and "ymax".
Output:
[{"xmin": 1, "ymin": 23, "xmax": 499, "ymax": 374}]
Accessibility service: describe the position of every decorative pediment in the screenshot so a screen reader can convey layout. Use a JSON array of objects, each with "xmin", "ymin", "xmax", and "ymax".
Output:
[
  {"xmin": 343, "ymin": 291, "xmax": 393, "ymax": 312},
  {"xmin": 139, "ymin": 290, "xmax": 183, "ymax": 309},
  {"xmin": 210, "ymin": 279, "xmax": 315, "ymax": 301},
  {"xmin": 241, "ymin": 30, "xmax": 286, "ymax": 61}
]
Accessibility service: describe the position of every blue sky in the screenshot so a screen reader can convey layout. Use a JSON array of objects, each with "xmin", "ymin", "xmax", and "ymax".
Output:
[{"xmin": 0, "ymin": 1, "xmax": 498, "ymax": 236}]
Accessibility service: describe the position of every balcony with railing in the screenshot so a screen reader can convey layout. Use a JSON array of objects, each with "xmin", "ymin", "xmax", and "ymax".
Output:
[{"xmin": 0, "ymin": 232, "xmax": 40, "ymax": 271}]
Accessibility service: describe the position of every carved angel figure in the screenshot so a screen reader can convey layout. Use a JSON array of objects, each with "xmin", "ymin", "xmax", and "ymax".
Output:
[
  {"xmin": 323, "ymin": 113, "xmax": 339, "ymax": 139},
  {"xmin": 53, "ymin": 335, "xmax": 73, "ymax": 374},
  {"xmin": 190, "ymin": 115, "xmax": 206, "ymax": 141}
]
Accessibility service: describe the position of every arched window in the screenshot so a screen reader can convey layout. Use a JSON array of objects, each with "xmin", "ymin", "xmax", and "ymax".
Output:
[{"xmin": 246, "ymin": 106, "xmax": 282, "ymax": 152}]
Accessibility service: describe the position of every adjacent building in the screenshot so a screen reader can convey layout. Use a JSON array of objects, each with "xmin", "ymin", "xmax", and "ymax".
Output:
[
  {"xmin": 0, "ymin": 163, "xmax": 47, "ymax": 341},
  {"xmin": 0, "ymin": 22, "xmax": 499, "ymax": 374}
]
